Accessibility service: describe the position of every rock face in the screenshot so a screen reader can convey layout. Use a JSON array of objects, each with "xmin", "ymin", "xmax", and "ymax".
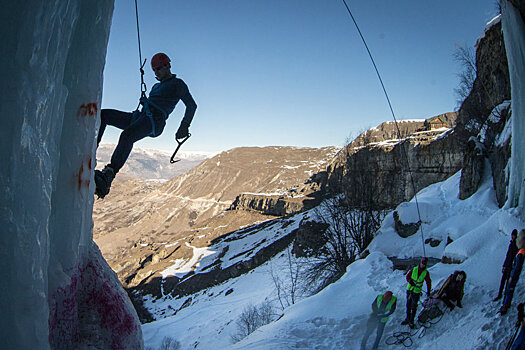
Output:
[
  {"xmin": 291, "ymin": 220, "xmax": 330, "ymax": 257},
  {"xmin": 348, "ymin": 115, "xmax": 457, "ymax": 151},
  {"xmin": 322, "ymin": 126, "xmax": 465, "ymax": 209},
  {"xmin": 229, "ymin": 191, "xmax": 323, "ymax": 216},
  {"xmin": 457, "ymin": 19, "xmax": 512, "ymax": 205},
  {"xmin": 393, "ymin": 211, "xmax": 421, "ymax": 238}
]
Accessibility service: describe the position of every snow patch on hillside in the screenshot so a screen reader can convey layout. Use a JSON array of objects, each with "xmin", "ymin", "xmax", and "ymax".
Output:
[{"xmin": 142, "ymin": 161, "xmax": 525, "ymax": 350}]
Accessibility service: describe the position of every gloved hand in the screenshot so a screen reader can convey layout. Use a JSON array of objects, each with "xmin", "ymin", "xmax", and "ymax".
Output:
[{"xmin": 176, "ymin": 121, "xmax": 190, "ymax": 140}]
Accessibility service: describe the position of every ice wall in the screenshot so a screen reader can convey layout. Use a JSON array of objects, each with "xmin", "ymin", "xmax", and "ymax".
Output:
[
  {"xmin": 502, "ymin": 0, "xmax": 525, "ymax": 211},
  {"xmin": 0, "ymin": 1, "xmax": 143, "ymax": 349}
]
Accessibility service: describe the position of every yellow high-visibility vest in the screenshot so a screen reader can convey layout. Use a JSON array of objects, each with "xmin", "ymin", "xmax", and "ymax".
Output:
[
  {"xmin": 375, "ymin": 294, "xmax": 397, "ymax": 323},
  {"xmin": 407, "ymin": 266, "xmax": 427, "ymax": 294}
]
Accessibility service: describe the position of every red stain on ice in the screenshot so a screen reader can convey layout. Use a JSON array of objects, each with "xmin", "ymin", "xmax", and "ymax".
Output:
[
  {"xmin": 77, "ymin": 103, "xmax": 98, "ymax": 118},
  {"xmin": 49, "ymin": 259, "xmax": 140, "ymax": 349},
  {"xmin": 76, "ymin": 157, "xmax": 92, "ymax": 190}
]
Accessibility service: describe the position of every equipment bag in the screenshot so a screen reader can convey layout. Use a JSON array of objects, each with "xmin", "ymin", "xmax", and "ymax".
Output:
[{"xmin": 417, "ymin": 297, "xmax": 444, "ymax": 324}]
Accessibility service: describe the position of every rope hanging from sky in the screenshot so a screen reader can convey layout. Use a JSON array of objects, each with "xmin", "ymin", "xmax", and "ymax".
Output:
[
  {"xmin": 340, "ymin": 0, "xmax": 427, "ymax": 257},
  {"xmin": 134, "ymin": 0, "xmax": 147, "ymax": 97}
]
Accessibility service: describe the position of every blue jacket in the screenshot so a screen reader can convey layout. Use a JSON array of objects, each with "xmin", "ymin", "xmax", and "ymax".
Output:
[
  {"xmin": 509, "ymin": 249, "xmax": 525, "ymax": 288},
  {"xmin": 148, "ymin": 74, "xmax": 197, "ymax": 125}
]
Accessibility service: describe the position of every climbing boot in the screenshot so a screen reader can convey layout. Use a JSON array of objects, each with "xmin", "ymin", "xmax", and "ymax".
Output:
[
  {"xmin": 94, "ymin": 165, "xmax": 115, "ymax": 199},
  {"xmin": 499, "ymin": 302, "xmax": 510, "ymax": 315}
]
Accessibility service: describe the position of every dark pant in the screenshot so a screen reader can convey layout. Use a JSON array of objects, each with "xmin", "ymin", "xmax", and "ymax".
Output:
[
  {"xmin": 406, "ymin": 290, "xmax": 421, "ymax": 323},
  {"xmin": 361, "ymin": 316, "xmax": 386, "ymax": 350},
  {"xmin": 98, "ymin": 109, "xmax": 165, "ymax": 173},
  {"xmin": 498, "ymin": 268, "xmax": 512, "ymax": 297},
  {"xmin": 512, "ymin": 327, "xmax": 525, "ymax": 350},
  {"xmin": 441, "ymin": 294, "xmax": 455, "ymax": 309}
]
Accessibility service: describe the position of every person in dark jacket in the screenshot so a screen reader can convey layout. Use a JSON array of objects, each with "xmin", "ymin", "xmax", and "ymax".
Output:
[
  {"xmin": 95, "ymin": 52, "xmax": 197, "ymax": 198},
  {"xmin": 494, "ymin": 229, "xmax": 519, "ymax": 301},
  {"xmin": 436, "ymin": 270, "xmax": 466, "ymax": 310},
  {"xmin": 361, "ymin": 291, "xmax": 397, "ymax": 350},
  {"xmin": 402, "ymin": 257, "xmax": 432, "ymax": 329},
  {"xmin": 501, "ymin": 230, "xmax": 525, "ymax": 315}
]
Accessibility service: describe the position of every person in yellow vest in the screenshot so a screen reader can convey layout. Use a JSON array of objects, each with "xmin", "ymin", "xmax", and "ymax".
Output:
[
  {"xmin": 360, "ymin": 291, "xmax": 397, "ymax": 350},
  {"xmin": 401, "ymin": 257, "xmax": 432, "ymax": 329}
]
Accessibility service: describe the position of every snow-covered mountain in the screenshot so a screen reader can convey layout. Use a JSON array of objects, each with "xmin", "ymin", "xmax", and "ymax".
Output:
[{"xmin": 96, "ymin": 144, "xmax": 213, "ymax": 181}]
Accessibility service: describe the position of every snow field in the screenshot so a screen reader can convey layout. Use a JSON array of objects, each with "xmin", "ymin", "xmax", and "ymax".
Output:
[{"xmin": 143, "ymin": 162, "xmax": 525, "ymax": 349}]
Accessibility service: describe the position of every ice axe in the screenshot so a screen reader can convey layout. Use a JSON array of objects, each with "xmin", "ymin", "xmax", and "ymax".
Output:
[
  {"xmin": 170, "ymin": 133, "xmax": 191, "ymax": 164},
  {"xmin": 506, "ymin": 325, "xmax": 520, "ymax": 350}
]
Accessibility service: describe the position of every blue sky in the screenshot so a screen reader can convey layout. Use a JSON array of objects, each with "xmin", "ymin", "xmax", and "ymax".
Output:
[{"xmin": 101, "ymin": 0, "xmax": 499, "ymax": 152}]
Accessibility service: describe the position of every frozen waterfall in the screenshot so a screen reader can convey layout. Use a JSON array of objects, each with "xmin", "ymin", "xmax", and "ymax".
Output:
[
  {"xmin": 503, "ymin": 0, "xmax": 525, "ymax": 211},
  {"xmin": 0, "ymin": 1, "xmax": 143, "ymax": 349}
]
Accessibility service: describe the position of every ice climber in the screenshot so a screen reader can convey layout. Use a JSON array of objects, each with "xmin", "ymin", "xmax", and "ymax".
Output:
[
  {"xmin": 494, "ymin": 229, "xmax": 519, "ymax": 301},
  {"xmin": 435, "ymin": 270, "xmax": 466, "ymax": 310},
  {"xmin": 402, "ymin": 257, "xmax": 431, "ymax": 329},
  {"xmin": 500, "ymin": 229, "xmax": 525, "ymax": 315},
  {"xmin": 95, "ymin": 52, "xmax": 197, "ymax": 198},
  {"xmin": 360, "ymin": 291, "xmax": 397, "ymax": 350}
]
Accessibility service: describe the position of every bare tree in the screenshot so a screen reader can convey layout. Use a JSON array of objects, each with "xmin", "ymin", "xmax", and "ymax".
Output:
[
  {"xmin": 231, "ymin": 301, "xmax": 275, "ymax": 343},
  {"xmin": 304, "ymin": 164, "xmax": 388, "ymax": 292},
  {"xmin": 159, "ymin": 337, "xmax": 181, "ymax": 350},
  {"xmin": 454, "ymin": 43, "xmax": 477, "ymax": 108},
  {"xmin": 270, "ymin": 247, "xmax": 305, "ymax": 310}
]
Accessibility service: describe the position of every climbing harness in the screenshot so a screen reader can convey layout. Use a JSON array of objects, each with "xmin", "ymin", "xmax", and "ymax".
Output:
[
  {"xmin": 170, "ymin": 134, "xmax": 191, "ymax": 163},
  {"xmin": 341, "ymin": 0, "xmax": 426, "ymax": 256}
]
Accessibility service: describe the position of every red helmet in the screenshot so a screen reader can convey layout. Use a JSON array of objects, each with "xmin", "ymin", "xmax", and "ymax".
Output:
[{"xmin": 151, "ymin": 53, "xmax": 171, "ymax": 70}]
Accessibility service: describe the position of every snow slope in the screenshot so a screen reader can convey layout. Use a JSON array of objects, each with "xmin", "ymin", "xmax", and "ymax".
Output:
[{"xmin": 143, "ymin": 163, "xmax": 525, "ymax": 350}]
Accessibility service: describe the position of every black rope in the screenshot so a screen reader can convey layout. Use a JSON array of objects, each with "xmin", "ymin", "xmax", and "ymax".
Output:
[
  {"xmin": 385, "ymin": 300, "xmax": 445, "ymax": 347},
  {"xmin": 340, "ymin": 0, "xmax": 426, "ymax": 256},
  {"xmin": 134, "ymin": 0, "xmax": 147, "ymax": 97}
]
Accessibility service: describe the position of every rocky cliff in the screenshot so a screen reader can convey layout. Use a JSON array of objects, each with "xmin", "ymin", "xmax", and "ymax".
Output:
[
  {"xmin": 316, "ymin": 19, "xmax": 512, "ymax": 210},
  {"xmin": 320, "ymin": 119, "xmax": 464, "ymax": 210},
  {"xmin": 457, "ymin": 18, "xmax": 512, "ymax": 205},
  {"xmin": 348, "ymin": 114, "xmax": 456, "ymax": 150},
  {"xmin": 231, "ymin": 115, "xmax": 460, "ymax": 214},
  {"xmin": 229, "ymin": 191, "xmax": 322, "ymax": 216}
]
